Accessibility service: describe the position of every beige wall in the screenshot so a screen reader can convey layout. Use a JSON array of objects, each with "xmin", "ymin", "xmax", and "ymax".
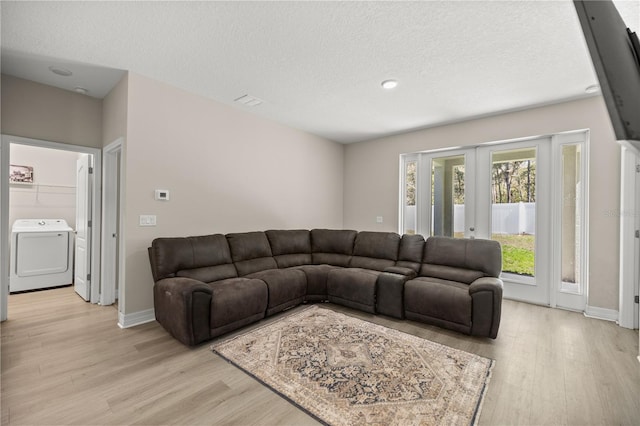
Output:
[
  {"xmin": 102, "ymin": 73, "xmax": 128, "ymax": 147},
  {"xmin": 122, "ymin": 73, "xmax": 344, "ymax": 313},
  {"xmin": 1, "ymin": 75, "xmax": 102, "ymax": 148},
  {"xmin": 344, "ymin": 96, "xmax": 620, "ymax": 311}
]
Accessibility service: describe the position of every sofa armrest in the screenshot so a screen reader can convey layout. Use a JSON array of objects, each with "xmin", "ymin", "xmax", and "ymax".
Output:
[
  {"xmin": 468, "ymin": 277, "xmax": 503, "ymax": 339},
  {"xmin": 383, "ymin": 266, "xmax": 417, "ymax": 279},
  {"xmin": 469, "ymin": 277, "xmax": 503, "ymax": 294},
  {"xmin": 154, "ymin": 277, "xmax": 213, "ymax": 346}
]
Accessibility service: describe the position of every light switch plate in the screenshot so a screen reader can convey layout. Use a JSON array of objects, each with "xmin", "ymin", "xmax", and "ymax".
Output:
[
  {"xmin": 376, "ymin": 216, "xmax": 383, "ymax": 223},
  {"xmin": 139, "ymin": 215, "xmax": 157, "ymax": 226}
]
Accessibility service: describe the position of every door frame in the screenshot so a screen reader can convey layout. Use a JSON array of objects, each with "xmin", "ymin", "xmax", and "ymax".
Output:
[
  {"xmin": 0, "ymin": 134, "xmax": 102, "ymax": 320},
  {"xmin": 619, "ymin": 145, "xmax": 640, "ymax": 329},
  {"xmin": 101, "ymin": 138, "xmax": 125, "ymax": 308}
]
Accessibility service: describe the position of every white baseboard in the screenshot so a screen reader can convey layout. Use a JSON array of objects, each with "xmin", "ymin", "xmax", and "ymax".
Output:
[
  {"xmin": 583, "ymin": 305, "xmax": 619, "ymax": 323},
  {"xmin": 118, "ymin": 308, "xmax": 155, "ymax": 328}
]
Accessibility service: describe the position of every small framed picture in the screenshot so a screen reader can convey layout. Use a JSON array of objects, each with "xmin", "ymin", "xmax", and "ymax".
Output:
[{"xmin": 9, "ymin": 164, "xmax": 34, "ymax": 183}]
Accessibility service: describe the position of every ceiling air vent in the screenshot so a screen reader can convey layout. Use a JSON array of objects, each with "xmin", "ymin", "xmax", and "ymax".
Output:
[{"xmin": 234, "ymin": 94, "xmax": 263, "ymax": 107}]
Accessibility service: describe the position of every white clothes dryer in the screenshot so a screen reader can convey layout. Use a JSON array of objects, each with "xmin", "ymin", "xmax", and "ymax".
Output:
[{"xmin": 10, "ymin": 219, "xmax": 74, "ymax": 292}]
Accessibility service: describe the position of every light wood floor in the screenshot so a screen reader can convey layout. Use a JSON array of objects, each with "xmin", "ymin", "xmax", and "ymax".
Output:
[{"xmin": 1, "ymin": 286, "xmax": 639, "ymax": 426}]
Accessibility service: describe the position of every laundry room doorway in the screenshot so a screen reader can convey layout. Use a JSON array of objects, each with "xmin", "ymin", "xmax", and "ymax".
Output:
[{"xmin": 0, "ymin": 134, "xmax": 104, "ymax": 321}]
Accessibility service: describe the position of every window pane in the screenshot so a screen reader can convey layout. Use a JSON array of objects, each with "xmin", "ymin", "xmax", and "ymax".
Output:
[
  {"xmin": 403, "ymin": 161, "xmax": 417, "ymax": 234},
  {"xmin": 490, "ymin": 148, "xmax": 536, "ymax": 276},
  {"xmin": 431, "ymin": 155, "xmax": 465, "ymax": 237},
  {"xmin": 560, "ymin": 144, "xmax": 581, "ymax": 293}
]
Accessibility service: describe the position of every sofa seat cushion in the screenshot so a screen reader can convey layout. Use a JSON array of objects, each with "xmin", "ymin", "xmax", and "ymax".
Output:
[
  {"xmin": 246, "ymin": 269, "xmax": 307, "ymax": 316},
  {"xmin": 326, "ymin": 268, "xmax": 381, "ymax": 313},
  {"xmin": 349, "ymin": 257, "xmax": 396, "ymax": 271},
  {"xmin": 176, "ymin": 264, "xmax": 238, "ymax": 283},
  {"xmin": 404, "ymin": 277, "xmax": 472, "ymax": 327},
  {"xmin": 209, "ymin": 278, "xmax": 268, "ymax": 330},
  {"xmin": 293, "ymin": 264, "xmax": 341, "ymax": 301},
  {"xmin": 419, "ymin": 264, "xmax": 484, "ymax": 285}
]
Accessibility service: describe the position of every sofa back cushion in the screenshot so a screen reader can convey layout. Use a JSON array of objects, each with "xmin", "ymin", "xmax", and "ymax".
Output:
[
  {"xmin": 395, "ymin": 234, "xmax": 425, "ymax": 272},
  {"xmin": 226, "ymin": 231, "xmax": 278, "ymax": 276},
  {"xmin": 349, "ymin": 231, "xmax": 400, "ymax": 271},
  {"xmin": 311, "ymin": 229, "xmax": 357, "ymax": 267},
  {"xmin": 420, "ymin": 236, "xmax": 502, "ymax": 284},
  {"xmin": 150, "ymin": 234, "xmax": 237, "ymax": 282},
  {"xmin": 266, "ymin": 229, "xmax": 312, "ymax": 268}
]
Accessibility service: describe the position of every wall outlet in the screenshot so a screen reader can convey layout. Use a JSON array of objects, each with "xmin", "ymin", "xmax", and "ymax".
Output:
[
  {"xmin": 155, "ymin": 189, "xmax": 170, "ymax": 201},
  {"xmin": 376, "ymin": 216, "xmax": 383, "ymax": 223},
  {"xmin": 139, "ymin": 215, "xmax": 157, "ymax": 226}
]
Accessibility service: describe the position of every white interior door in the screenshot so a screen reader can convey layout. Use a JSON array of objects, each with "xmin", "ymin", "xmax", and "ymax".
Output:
[
  {"xmin": 100, "ymin": 139, "xmax": 123, "ymax": 307},
  {"xmin": 75, "ymin": 154, "xmax": 93, "ymax": 301}
]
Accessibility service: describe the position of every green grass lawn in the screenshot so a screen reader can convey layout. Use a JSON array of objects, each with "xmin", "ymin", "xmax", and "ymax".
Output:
[{"xmin": 491, "ymin": 234, "xmax": 535, "ymax": 276}]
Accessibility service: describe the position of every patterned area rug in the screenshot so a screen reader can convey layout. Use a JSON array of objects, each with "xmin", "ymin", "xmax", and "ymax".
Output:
[{"xmin": 212, "ymin": 306, "xmax": 493, "ymax": 426}]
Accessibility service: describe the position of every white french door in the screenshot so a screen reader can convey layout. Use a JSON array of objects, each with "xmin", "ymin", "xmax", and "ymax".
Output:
[
  {"xmin": 476, "ymin": 138, "xmax": 551, "ymax": 305},
  {"xmin": 401, "ymin": 131, "xmax": 588, "ymax": 308},
  {"xmin": 416, "ymin": 149, "xmax": 476, "ymax": 239}
]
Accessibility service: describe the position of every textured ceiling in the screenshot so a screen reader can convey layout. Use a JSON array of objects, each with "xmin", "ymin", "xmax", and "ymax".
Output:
[{"xmin": 1, "ymin": 1, "xmax": 638, "ymax": 143}]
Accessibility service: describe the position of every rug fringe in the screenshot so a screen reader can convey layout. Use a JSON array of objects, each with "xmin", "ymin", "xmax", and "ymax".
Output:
[{"xmin": 472, "ymin": 358, "xmax": 495, "ymax": 426}]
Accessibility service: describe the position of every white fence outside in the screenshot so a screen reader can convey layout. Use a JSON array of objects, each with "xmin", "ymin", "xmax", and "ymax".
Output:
[{"xmin": 404, "ymin": 202, "xmax": 536, "ymax": 235}]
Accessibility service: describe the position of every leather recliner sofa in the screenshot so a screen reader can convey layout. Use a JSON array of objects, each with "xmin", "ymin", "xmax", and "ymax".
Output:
[{"xmin": 148, "ymin": 229, "xmax": 503, "ymax": 346}]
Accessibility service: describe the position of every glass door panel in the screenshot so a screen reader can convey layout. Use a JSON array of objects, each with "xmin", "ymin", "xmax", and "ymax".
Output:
[
  {"xmin": 490, "ymin": 147, "xmax": 537, "ymax": 277},
  {"xmin": 431, "ymin": 154, "xmax": 466, "ymax": 238},
  {"xmin": 553, "ymin": 131, "xmax": 588, "ymax": 312},
  {"xmin": 402, "ymin": 158, "xmax": 418, "ymax": 235},
  {"xmin": 560, "ymin": 144, "xmax": 581, "ymax": 293}
]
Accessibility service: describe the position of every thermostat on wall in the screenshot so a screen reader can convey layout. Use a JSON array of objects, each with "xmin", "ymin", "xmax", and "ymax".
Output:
[{"xmin": 155, "ymin": 189, "xmax": 170, "ymax": 201}]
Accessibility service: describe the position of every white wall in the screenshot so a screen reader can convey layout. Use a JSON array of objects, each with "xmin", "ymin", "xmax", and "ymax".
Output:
[
  {"xmin": 344, "ymin": 96, "xmax": 620, "ymax": 311},
  {"xmin": 121, "ymin": 73, "xmax": 344, "ymax": 314},
  {"xmin": 9, "ymin": 144, "xmax": 81, "ymax": 229}
]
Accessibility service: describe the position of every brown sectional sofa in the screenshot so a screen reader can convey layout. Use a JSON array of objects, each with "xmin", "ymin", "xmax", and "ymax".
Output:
[{"xmin": 148, "ymin": 229, "xmax": 503, "ymax": 346}]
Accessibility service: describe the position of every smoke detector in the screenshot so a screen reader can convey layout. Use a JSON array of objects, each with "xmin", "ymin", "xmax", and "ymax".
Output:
[{"xmin": 49, "ymin": 66, "xmax": 73, "ymax": 77}]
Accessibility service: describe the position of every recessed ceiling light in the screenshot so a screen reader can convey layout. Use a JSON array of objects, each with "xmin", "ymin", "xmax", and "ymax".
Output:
[
  {"xmin": 48, "ymin": 66, "xmax": 73, "ymax": 77},
  {"xmin": 381, "ymin": 79, "xmax": 398, "ymax": 89},
  {"xmin": 585, "ymin": 84, "xmax": 600, "ymax": 94},
  {"xmin": 74, "ymin": 87, "xmax": 89, "ymax": 95}
]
